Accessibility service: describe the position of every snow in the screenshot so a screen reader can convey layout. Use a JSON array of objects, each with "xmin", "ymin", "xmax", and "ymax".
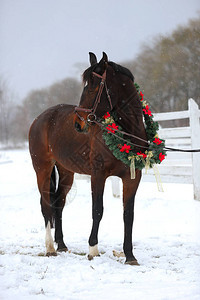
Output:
[{"xmin": 0, "ymin": 148, "xmax": 200, "ymax": 300}]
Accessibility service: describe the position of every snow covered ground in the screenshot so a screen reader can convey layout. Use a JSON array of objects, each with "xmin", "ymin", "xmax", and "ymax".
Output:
[{"xmin": 0, "ymin": 148, "xmax": 200, "ymax": 300}]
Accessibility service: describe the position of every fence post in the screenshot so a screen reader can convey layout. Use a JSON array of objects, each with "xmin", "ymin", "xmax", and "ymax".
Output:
[
  {"xmin": 111, "ymin": 176, "xmax": 121, "ymax": 198},
  {"xmin": 188, "ymin": 99, "xmax": 200, "ymax": 201}
]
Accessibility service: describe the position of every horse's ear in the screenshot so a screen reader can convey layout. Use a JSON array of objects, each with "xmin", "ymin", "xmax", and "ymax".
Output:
[
  {"xmin": 102, "ymin": 52, "xmax": 108, "ymax": 63},
  {"xmin": 89, "ymin": 52, "xmax": 97, "ymax": 66},
  {"xmin": 98, "ymin": 52, "xmax": 108, "ymax": 72},
  {"xmin": 99, "ymin": 52, "xmax": 108, "ymax": 65}
]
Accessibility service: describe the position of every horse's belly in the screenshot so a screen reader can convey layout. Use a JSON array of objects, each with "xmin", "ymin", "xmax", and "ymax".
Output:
[{"xmin": 50, "ymin": 130, "xmax": 92, "ymax": 174}]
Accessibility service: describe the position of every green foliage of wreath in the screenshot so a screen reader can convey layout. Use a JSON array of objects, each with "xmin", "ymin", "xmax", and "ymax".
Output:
[{"xmin": 101, "ymin": 84, "xmax": 167, "ymax": 170}]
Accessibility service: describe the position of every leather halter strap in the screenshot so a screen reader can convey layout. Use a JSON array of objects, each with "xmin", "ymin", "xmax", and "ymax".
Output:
[{"xmin": 75, "ymin": 69, "xmax": 112, "ymax": 122}]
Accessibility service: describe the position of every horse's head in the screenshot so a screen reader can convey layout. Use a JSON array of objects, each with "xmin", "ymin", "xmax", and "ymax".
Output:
[
  {"xmin": 76, "ymin": 52, "xmax": 135, "ymax": 122},
  {"xmin": 77, "ymin": 52, "xmax": 109, "ymax": 120}
]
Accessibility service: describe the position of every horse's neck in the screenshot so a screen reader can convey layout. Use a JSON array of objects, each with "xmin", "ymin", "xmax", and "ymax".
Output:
[
  {"xmin": 117, "ymin": 107, "xmax": 145, "ymax": 135},
  {"xmin": 115, "ymin": 90, "xmax": 147, "ymax": 144}
]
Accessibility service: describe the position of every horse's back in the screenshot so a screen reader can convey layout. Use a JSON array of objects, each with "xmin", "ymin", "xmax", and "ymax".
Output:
[
  {"xmin": 29, "ymin": 103, "xmax": 75, "ymax": 135},
  {"xmin": 31, "ymin": 104, "xmax": 75, "ymax": 126},
  {"xmin": 29, "ymin": 104, "xmax": 75, "ymax": 163}
]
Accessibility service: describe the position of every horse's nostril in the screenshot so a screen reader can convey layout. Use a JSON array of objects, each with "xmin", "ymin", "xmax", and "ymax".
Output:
[{"xmin": 75, "ymin": 121, "xmax": 82, "ymax": 132}]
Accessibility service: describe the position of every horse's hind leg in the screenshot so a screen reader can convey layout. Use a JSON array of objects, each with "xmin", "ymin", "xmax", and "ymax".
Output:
[
  {"xmin": 54, "ymin": 165, "xmax": 74, "ymax": 252},
  {"xmin": 36, "ymin": 162, "xmax": 57, "ymax": 256}
]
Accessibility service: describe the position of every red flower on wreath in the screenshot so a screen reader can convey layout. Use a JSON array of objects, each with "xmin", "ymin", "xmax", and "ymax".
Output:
[
  {"xmin": 103, "ymin": 111, "xmax": 110, "ymax": 119},
  {"xmin": 120, "ymin": 144, "xmax": 131, "ymax": 153},
  {"xmin": 153, "ymin": 137, "xmax": 162, "ymax": 145},
  {"xmin": 159, "ymin": 153, "xmax": 165, "ymax": 162},
  {"xmin": 137, "ymin": 151, "xmax": 147, "ymax": 159},
  {"xmin": 143, "ymin": 105, "xmax": 152, "ymax": 116},
  {"xmin": 106, "ymin": 123, "xmax": 118, "ymax": 133},
  {"xmin": 139, "ymin": 91, "xmax": 144, "ymax": 101}
]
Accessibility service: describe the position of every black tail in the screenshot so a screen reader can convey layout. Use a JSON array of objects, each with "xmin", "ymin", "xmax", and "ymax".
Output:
[
  {"xmin": 49, "ymin": 166, "xmax": 57, "ymax": 228},
  {"xmin": 50, "ymin": 166, "xmax": 57, "ymax": 194}
]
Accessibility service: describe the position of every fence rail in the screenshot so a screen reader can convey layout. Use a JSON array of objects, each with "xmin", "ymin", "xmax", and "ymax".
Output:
[
  {"xmin": 76, "ymin": 99, "xmax": 200, "ymax": 201},
  {"xmin": 143, "ymin": 98, "xmax": 200, "ymax": 200}
]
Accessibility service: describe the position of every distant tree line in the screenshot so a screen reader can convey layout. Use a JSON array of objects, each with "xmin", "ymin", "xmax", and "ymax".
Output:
[
  {"xmin": 22, "ymin": 77, "xmax": 82, "ymax": 138},
  {"xmin": 0, "ymin": 77, "xmax": 82, "ymax": 146},
  {"xmin": 0, "ymin": 16, "xmax": 199, "ymax": 146},
  {"xmin": 124, "ymin": 16, "xmax": 200, "ymax": 113}
]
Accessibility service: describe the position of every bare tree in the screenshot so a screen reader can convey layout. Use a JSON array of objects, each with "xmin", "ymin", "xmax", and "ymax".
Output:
[
  {"xmin": 124, "ymin": 16, "xmax": 200, "ymax": 114},
  {"xmin": 0, "ymin": 77, "xmax": 14, "ymax": 145},
  {"xmin": 12, "ymin": 77, "xmax": 82, "ymax": 142}
]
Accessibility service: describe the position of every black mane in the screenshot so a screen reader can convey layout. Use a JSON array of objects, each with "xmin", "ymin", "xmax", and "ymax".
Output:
[
  {"xmin": 108, "ymin": 61, "xmax": 134, "ymax": 82},
  {"xmin": 83, "ymin": 61, "xmax": 134, "ymax": 84}
]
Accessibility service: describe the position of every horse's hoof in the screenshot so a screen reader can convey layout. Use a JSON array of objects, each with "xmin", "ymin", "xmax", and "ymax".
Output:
[
  {"xmin": 46, "ymin": 252, "xmax": 57, "ymax": 257},
  {"xmin": 57, "ymin": 242, "xmax": 68, "ymax": 252},
  {"xmin": 125, "ymin": 259, "xmax": 140, "ymax": 266},
  {"xmin": 87, "ymin": 253, "xmax": 100, "ymax": 260},
  {"xmin": 57, "ymin": 247, "xmax": 68, "ymax": 253},
  {"xmin": 87, "ymin": 254, "xmax": 94, "ymax": 261}
]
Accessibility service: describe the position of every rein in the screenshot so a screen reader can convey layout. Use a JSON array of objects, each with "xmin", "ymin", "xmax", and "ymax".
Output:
[
  {"xmin": 93, "ymin": 120, "xmax": 200, "ymax": 153},
  {"xmin": 93, "ymin": 120, "xmax": 149, "ymax": 150}
]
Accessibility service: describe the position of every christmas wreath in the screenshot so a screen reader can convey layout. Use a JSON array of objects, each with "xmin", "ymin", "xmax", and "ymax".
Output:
[{"xmin": 101, "ymin": 84, "xmax": 166, "ymax": 178}]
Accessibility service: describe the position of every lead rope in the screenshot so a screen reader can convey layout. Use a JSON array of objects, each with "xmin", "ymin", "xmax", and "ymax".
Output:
[
  {"xmin": 94, "ymin": 119, "xmax": 200, "ymax": 153},
  {"xmin": 93, "ymin": 118, "xmax": 200, "ymax": 192}
]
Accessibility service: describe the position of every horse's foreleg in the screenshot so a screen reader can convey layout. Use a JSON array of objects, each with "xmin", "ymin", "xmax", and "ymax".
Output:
[
  {"xmin": 54, "ymin": 167, "xmax": 74, "ymax": 252},
  {"xmin": 122, "ymin": 171, "xmax": 141, "ymax": 265},
  {"xmin": 123, "ymin": 195, "xmax": 137, "ymax": 264},
  {"xmin": 88, "ymin": 174, "xmax": 106, "ymax": 260}
]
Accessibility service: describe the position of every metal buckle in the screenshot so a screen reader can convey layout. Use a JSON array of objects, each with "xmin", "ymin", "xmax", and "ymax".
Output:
[{"xmin": 87, "ymin": 113, "xmax": 96, "ymax": 123}]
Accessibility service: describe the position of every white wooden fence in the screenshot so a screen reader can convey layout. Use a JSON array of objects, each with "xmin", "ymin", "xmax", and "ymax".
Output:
[
  {"xmin": 143, "ymin": 98, "xmax": 200, "ymax": 201},
  {"xmin": 76, "ymin": 99, "xmax": 200, "ymax": 201}
]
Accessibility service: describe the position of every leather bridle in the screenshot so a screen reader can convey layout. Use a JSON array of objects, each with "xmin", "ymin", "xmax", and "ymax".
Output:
[{"xmin": 75, "ymin": 69, "xmax": 113, "ymax": 123}]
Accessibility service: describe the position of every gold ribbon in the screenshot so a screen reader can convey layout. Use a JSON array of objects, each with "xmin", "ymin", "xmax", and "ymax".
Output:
[
  {"xmin": 152, "ymin": 164, "xmax": 164, "ymax": 192},
  {"xmin": 145, "ymin": 151, "xmax": 153, "ymax": 174},
  {"xmin": 128, "ymin": 156, "xmax": 136, "ymax": 179},
  {"xmin": 128, "ymin": 152, "xmax": 164, "ymax": 192},
  {"xmin": 104, "ymin": 117, "xmax": 114, "ymax": 124},
  {"xmin": 128, "ymin": 154, "xmax": 146, "ymax": 180},
  {"xmin": 129, "ymin": 157, "xmax": 135, "ymax": 179}
]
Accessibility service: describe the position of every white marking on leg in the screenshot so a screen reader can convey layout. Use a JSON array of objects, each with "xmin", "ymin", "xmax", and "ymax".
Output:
[
  {"xmin": 45, "ymin": 221, "xmax": 56, "ymax": 255},
  {"xmin": 89, "ymin": 244, "xmax": 99, "ymax": 257}
]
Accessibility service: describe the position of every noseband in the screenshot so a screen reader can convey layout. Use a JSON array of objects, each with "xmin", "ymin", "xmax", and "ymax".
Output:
[{"xmin": 75, "ymin": 70, "xmax": 113, "ymax": 123}]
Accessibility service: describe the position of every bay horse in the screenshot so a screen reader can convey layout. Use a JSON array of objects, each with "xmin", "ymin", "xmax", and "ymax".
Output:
[{"xmin": 29, "ymin": 52, "xmax": 147, "ymax": 265}]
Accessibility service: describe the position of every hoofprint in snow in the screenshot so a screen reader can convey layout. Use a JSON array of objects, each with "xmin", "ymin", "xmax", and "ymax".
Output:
[{"xmin": 0, "ymin": 148, "xmax": 200, "ymax": 300}]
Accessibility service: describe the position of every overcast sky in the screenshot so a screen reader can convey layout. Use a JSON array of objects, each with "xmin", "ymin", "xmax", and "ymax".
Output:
[{"xmin": 0, "ymin": 0, "xmax": 199, "ymax": 102}]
